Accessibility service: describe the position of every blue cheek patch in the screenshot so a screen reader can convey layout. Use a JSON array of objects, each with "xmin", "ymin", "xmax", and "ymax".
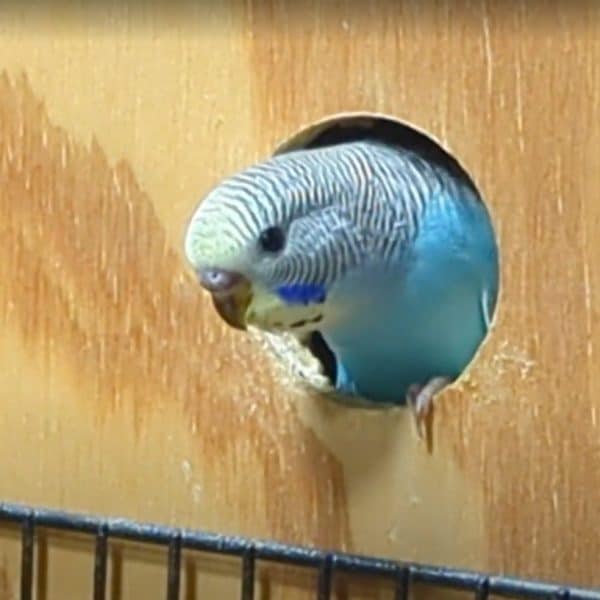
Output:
[{"xmin": 276, "ymin": 283, "xmax": 327, "ymax": 305}]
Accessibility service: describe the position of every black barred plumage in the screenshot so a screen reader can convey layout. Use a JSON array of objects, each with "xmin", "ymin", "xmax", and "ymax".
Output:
[{"xmin": 185, "ymin": 140, "xmax": 480, "ymax": 291}]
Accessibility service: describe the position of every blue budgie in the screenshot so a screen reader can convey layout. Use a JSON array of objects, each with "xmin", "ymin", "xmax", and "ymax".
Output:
[{"xmin": 184, "ymin": 134, "xmax": 498, "ymax": 435}]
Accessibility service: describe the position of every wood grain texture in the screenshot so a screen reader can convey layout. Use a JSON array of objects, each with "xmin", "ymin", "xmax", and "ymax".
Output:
[
  {"xmin": 0, "ymin": 561, "xmax": 14, "ymax": 600},
  {"xmin": 245, "ymin": 0, "xmax": 600, "ymax": 584},
  {"xmin": 0, "ymin": 1, "xmax": 598, "ymax": 598}
]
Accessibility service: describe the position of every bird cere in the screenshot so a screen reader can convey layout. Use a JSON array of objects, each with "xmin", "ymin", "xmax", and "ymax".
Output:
[{"xmin": 184, "ymin": 114, "xmax": 499, "ymax": 435}]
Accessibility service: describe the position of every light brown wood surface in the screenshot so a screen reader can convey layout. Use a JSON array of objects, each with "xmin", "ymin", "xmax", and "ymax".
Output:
[{"xmin": 0, "ymin": 2, "xmax": 598, "ymax": 598}]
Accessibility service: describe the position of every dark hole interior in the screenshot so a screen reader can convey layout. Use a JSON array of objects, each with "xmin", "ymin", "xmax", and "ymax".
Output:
[{"xmin": 306, "ymin": 331, "xmax": 337, "ymax": 384}]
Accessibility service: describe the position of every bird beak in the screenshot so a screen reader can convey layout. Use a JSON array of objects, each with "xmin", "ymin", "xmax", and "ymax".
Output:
[
  {"xmin": 197, "ymin": 268, "xmax": 253, "ymax": 330},
  {"xmin": 211, "ymin": 284, "xmax": 252, "ymax": 330}
]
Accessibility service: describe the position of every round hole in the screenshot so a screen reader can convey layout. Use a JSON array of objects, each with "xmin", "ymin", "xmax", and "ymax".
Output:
[
  {"xmin": 186, "ymin": 111, "xmax": 500, "ymax": 409},
  {"xmin": 258, "ymin": 112, "xmax": 499, "ymax": 407}
]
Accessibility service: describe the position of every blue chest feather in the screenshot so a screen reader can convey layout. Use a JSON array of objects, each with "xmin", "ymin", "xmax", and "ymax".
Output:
[
  {"xmin": 322, "ymin": 197, "xmax": 499, "ymax": 405},
  {"xmin": 277, "ymin": 283, "xmax": 327, "ymax": 305}
]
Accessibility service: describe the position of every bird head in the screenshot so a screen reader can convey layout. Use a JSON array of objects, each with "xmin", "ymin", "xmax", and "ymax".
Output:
[{"xmin": 183, "ymin": 147, "xmax": 362, "ymax": 335}]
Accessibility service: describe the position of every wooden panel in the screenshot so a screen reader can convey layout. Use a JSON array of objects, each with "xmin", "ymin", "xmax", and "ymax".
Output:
[{"xmin": 0, "ymin": 1, "xmax": 598, "ymax": 598}]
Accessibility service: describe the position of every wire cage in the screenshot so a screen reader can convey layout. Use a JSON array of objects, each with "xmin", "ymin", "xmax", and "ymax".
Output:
[{"xmin": 0, "ymin": 501, "xmax": 598, "ymax": 600}]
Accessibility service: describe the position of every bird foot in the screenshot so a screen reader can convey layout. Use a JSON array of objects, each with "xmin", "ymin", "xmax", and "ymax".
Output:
[{"xmin": 406, "ymin": 376, "xmax": 452, "ymax": 440}]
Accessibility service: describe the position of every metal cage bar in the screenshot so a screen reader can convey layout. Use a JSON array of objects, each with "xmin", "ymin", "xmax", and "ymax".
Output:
[
  {"xmin": 19, "ymin": 515, "xmax": 34, "ymax": 600},
  {"xmin": 317, "ymin": 554, "xmax": 334, "ymax": 599},
  {"xmin": 240, "ymin": 544, "xmax": 256, "ymax": 600},
  {"xmin": 93, "ymin": 524, "xmax": 109, "ymax": 600},
  {"xmin": 0, "ymin": 501, "xmax": 598, "ymax": 600},
  {"xmin": 166, "ymin": 533, "xmax": 182, "ymax": 600}
]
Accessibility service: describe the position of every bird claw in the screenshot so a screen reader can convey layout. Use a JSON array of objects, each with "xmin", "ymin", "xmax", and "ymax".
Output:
[{"xmin": 406, "ymin": 376, "xmax": 451, "ymax": 440}]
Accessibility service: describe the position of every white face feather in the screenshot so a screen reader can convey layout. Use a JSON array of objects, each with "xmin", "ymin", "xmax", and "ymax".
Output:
[{"xmin": 184, "ymin": 189, "xmax": 260, "ymax": 275}]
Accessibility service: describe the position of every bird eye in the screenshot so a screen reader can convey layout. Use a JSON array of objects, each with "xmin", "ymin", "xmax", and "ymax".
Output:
[{"xmin": 258, "ymin": 226, "xmax": 286, "ymax": 253}]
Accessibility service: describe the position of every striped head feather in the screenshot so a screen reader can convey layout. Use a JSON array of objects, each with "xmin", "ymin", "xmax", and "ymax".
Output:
[{"xmin": 184, "ymin": 140, "xmax": 442, "ymax": 332}]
